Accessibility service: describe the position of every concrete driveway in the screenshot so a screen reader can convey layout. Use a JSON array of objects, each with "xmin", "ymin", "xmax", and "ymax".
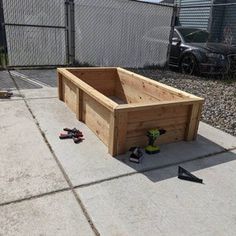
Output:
[{"xmin": 0, "ymin": 69, "xmax": 236, "ymax": 236}]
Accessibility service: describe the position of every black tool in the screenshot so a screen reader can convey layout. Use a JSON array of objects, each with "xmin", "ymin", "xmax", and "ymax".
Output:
[
  {"xmin": 178, "ymin": 166, "xmax": 203, "ymax": 183},
  {"xmin": 129, "ymin": 147, "xmax": 143, "ymax": 164}
]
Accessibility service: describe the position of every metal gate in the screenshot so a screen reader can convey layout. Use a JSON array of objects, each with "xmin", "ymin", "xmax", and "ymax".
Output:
[
  {"xmin": 2, "ymin": 0, "xmax": 175, "ymax": 68},
  {"xmin": 2, "ymin": 0, "xmax": 68, "ymax": 67}
]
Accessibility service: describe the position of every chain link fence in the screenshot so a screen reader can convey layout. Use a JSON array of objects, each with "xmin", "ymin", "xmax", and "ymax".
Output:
[
  {"xmin": 177, "ymin": 0, "xmax": 236, "ymax": 45},
  {"xmin": 0, "ymin": 0, "xmax": 175, "ymax": 68},
  {"xmin": 175, "ymin": 0, "xmax": 236, "ymax": 75},
  {"xmin": 74, "ymin": 0, "xmax": 174, "ymax": 68},
  {"xmin": 1, "ymin": 0, "xmax": 67, "ymax": 67}
]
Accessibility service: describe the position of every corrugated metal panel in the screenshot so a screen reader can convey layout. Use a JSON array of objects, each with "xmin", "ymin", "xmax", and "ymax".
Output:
[
  {"xmin": 178, "ymin": 0, "xmax": 212, "ymax": 30},
  {"xmin": 74, "ymin": 0, "xmax": 173, "ymax": 67}
]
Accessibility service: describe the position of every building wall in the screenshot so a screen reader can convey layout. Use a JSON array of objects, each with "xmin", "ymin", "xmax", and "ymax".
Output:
[
  {"xmin": 178, "ymin": 0, "xmax": 212, "ymax": 29},
  {"xmin": 177, "ymin": 0, "xmax": 236, "ymax": 45}
]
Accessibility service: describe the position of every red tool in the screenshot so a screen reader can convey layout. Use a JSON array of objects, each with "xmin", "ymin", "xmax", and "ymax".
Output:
[{"xmin": 59, "ymin": 128, "xmax": 84, "ymax": 143}]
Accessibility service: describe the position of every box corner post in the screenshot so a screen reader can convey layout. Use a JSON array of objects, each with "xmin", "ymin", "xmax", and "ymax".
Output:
[
  {"xmin": 185, "ymin": 102, "xmax": 202, "ymax": 141},
  {"xmin": 58, "ymin": 72, "xmax": 64, "ymax": 101}
]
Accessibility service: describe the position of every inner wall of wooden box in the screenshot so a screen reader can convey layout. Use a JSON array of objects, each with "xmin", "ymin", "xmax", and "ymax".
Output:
[
  {"xmin": 61, "ymin": 68, "xmax": 202, "ymax": 156},
  {"xmin": 67, "ymin": 68, "xmax": 186, "ymax": 104}
]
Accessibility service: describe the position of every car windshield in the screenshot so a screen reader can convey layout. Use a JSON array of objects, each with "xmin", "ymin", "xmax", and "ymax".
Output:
[{"xmin": 178, "ymin": 28, "xmax": 209, "ymax": 43}]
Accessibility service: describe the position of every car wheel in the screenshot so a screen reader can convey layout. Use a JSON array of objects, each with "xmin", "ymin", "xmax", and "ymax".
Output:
[{"xmin": 180, "ymin": 54, "xmax": 198, "ymax": 75}]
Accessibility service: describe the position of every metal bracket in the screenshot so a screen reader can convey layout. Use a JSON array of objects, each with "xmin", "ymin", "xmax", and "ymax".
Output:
[{"xmin": 178, "ymin": 166, "xmax": 203, "ymax": 184}]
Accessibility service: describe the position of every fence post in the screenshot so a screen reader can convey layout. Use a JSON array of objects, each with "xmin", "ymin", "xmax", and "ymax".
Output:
[
  {"xmin": 166, "ymin": 4, "xmax": 177, "ymax": 70},
  {"xmin": 65, "ymin": 0, "xmax": 75, "ymax": 65},
  {"xmin": 0, "ymin": 0, "xmax": 8, "ymax": 68}
]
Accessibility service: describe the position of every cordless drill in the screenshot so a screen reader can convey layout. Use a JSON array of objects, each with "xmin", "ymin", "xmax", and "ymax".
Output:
[{"xmin": 145, "ymin": 129, "xmax": 166, "ymax": 154}]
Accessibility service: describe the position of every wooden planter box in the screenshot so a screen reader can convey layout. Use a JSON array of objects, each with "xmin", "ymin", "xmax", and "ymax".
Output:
[{"xmin": 57, "ymin": 67, "xmax": 204, "ymax": 156}]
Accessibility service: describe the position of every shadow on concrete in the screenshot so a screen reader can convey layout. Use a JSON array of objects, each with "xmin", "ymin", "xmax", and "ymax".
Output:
[{"xmin": 116, "ymin": 134, "xmax": 236, "ymax": 183}]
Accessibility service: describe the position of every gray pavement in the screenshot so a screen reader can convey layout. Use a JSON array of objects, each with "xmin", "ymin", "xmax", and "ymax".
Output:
[{"xmin": 0, "ymin": 70, "xmax": 236, "ymax": 236}]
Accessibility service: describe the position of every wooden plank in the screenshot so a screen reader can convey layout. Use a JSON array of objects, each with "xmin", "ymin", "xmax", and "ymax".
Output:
[
  {"xmin": 125, "ymin": 128, "xmax": 186, "ymax": 151},
  {"xmin": 57, "ymin": 72, "xmax": 64, "ymax": 101},
  {"xmin": 64, "ymin": 79, "xmax": 77, "ymax": 114},
  {"xmin": 127, "ymin": 116, "xmax": 188, "ymax": 132},
  {"xmin": 185, "ymin": 103, "xmax": 202, "ymax": 141},
  {"xmin": 127, "ymin": 105, "xmax": 189, "ymax": 123},
  {"xmin": 83, "ymin": 93, "xmax": 110, "ymax": 146},
  {"xmin": 108, "ymin": 112, "xmax": 118, "ymax": 156},
  {"xmin": 115, "ymin": 70, "xmax": 161, "ymax": 103},
  {"xmin": 108, "ymin": 96, "xmax": 126, "ymax": 104},
  {"xmin": 193, "ymin": 103, "xmax": 203, "ymax": 139},
  {"xmin": 116, "ymin": 98, "xmax": 204, "ymax": 112},
  {"xmin": 127, "ymin": 123, "xmax": 187, "ymax": 138},
  {"xmin": 57, "ymin": 68, "xmax": 118, "ymax": 111},
  {"xmin": 117, "ymin": 67, "xmax": 202, "ymax": 100},
  {"xmin": 117, "ymin": 69, "xmax": 181, "ymax": 102},
  {"xmin": 116, "ymin": 80, "xmax": 161, "ymax": 103},
  {"xmin": 114, "ymin": 77, "xmax": 127, "ymax": 103},
  {"xmin": 76, "ymin": 88, "xmax": 83, "ymax": 121},
  {"xmin": 71, "ymin": 71, "xmax": 116, "ymax": 97},
  {"xmin": 65, "ymin": 67, "xmax": 118, "ymax": 71},
  {"xmin": 116, "ymin": 111, "xmax": 128, "ymax": 155}
]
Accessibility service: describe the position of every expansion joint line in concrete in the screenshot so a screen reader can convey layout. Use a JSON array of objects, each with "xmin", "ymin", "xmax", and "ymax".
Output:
[
  {"xmin": 74, "ymin": 148, "xmax": 234, "ymax": 189},
  {"xmin": 0, "ymin": 188, "xmax": 70, "ymax": 207},
  {"xmin": 1, "ymin": 147, "xmax": 234, "ymax": 208},
  {"xmin": 0, "ymin": 97, "xmax": 58, "ymax": 103},
  {"xmin": 7, "ymin": 71, "xmax": 101, "ymax": 236}
]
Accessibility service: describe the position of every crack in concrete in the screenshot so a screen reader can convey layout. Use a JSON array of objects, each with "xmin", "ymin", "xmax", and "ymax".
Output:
[{"xmin": 5, "ymin": 70, "xmax": 101, "ymax": 236}]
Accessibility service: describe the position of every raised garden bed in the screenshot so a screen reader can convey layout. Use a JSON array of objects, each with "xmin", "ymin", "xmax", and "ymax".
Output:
[{"xmin": 57, "ymin": 67, "xmax": 204, "ymax": 156}]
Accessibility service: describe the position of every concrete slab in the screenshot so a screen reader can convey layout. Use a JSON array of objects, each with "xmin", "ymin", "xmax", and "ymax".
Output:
[
  {"xmin": 17, "ymin": 69, "xmax": 57, "ymax": 87},
  {"xmin": 77, "ymin": 150, "xmax": 236, "ymax": 236},
  {"xmin": 199, "ymin": 122, "xmax": 236, "ymax": 150},
  {"xmin": 0, "ymin": 71, "xmax": 23, "ymax": 101},
  {"xmin": 27, "ymin": 97, "xmax": 227, "ymax": 186},
  {"xmin": 0, "ymin": 70, "xmax": 42, "ymax": 90},
  {"xmin": 20, "ymin": 88, "xmax": 57, "ymax": 99},
  {"xmin": 0, "ymin": 191, "xmax": 94, "ymax": 236},
  {"xmin": 0, "ymin": 101, "xmax": 68, "ymax": 204},
  {"xmin": 0, "ymin": 71, "xmax": 16, "ymax": 90}
]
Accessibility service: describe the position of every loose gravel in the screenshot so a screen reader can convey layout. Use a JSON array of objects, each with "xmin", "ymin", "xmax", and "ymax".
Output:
[{"xmin": 131, "ymin": 69, "xmax": 236, "ymax": 137}]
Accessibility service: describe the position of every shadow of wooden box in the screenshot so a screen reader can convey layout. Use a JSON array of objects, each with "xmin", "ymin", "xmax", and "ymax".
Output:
[{"xmin": 57, "ymin": 67, "xmax": 204, "ymax": 156}]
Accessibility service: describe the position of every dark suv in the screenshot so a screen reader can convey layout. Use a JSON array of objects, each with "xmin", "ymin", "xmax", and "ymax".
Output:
[{"xmin": 169, "ymin": 27, "xmax": 236, "ymax": 75}]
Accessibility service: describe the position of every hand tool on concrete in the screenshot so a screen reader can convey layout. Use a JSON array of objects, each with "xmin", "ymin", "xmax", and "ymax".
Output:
[
  {"xmin": 178, "ymin": 166, "xmax": 203, "ymax": 183},
  {"xmin": 0, "ymin": 90, "xmax": 13, "ymax": 99},
  {"xmin": 145, "ymin": 129, "xmax": 166, "ymax": 154},
  {"xmin": 59, "ymin": 128, "xmax": 84, "ymax": 143},
  {"xmin": 129, "ymin": 147, "xmax": 143, "ymax": 163}
]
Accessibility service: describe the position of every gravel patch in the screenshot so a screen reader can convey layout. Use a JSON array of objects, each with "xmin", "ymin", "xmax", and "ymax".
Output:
[{"xmin": 130, "ymin": 69, "xmax": 236, "ymax": 137}]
